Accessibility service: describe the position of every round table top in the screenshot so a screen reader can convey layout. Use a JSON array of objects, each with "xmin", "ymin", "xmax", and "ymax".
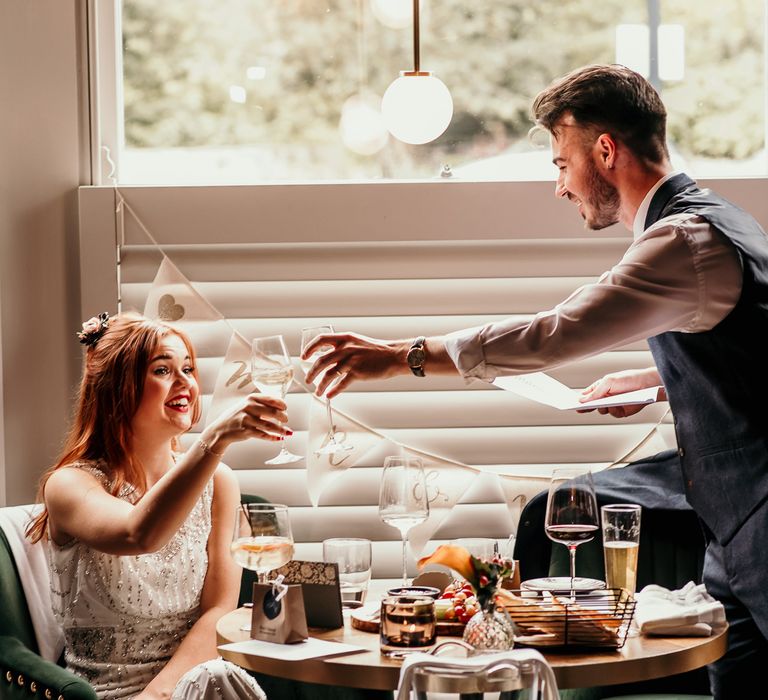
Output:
[{"xmin": 216, "ymin": 607, "xmax": 727, "ymax": 691}]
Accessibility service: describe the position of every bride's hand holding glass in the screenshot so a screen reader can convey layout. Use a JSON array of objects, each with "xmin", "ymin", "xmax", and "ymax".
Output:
[{"xmin": 199, "ymin": 392, "xmax": 290, "ymax": 456}]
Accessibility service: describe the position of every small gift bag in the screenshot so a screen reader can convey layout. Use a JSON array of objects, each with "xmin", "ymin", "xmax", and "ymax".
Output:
[{"xmin": 251, "ymin": 575, "xmax": 309, "ymax": 644}]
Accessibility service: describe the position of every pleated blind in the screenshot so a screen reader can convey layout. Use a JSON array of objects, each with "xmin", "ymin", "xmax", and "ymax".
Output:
[{"xmin": 78, "ymin": 181, "xmax": 697, "ymax": 577}]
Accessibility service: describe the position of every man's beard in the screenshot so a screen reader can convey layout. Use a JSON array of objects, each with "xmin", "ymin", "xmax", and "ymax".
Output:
[{"xmin": 583, "ymin": 158, "xmax": 620, "ymax": 230}]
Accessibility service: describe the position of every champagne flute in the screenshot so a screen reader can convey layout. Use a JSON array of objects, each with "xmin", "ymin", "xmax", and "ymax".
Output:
[
  {"xmin": 544, "ymin": 468, "xmax": 600, "ymax": 601},
  {"xmin": 231, "ymin": 503, "xmax": 294, "ymax": 630},
  {"xmin": 251, "ymin": 334, "xmax": 303, "ymax": 465},
  {"xmin": 300, "ymin": 325, "xmax": 353, "ymax": 455},
  {"xmin": 378, "ymin": 457, "xmax": 430, "ymax": 586}
]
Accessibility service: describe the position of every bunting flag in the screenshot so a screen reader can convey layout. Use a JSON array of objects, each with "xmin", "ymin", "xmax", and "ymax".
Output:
[
  {"xmin": 206, "ymin": 332, "xmax": 255, "ymax": 427},
  {"xmin": 123, "ymin": 193, "xmax": 679, "ymax": 538},
  {"xmin": 305, "ymin": 396, "xmax": 381, "ymax": 505},
  {"xmin": 401, "ymin": 448, "xmax": 481, "ymax": 557},
  {"xmin": 496, "ymin": 474, "xmax": 547, "ymax": 539},
  {"xmin": 614, "ymin": 419, "xmax": 670, "ymax": 466},
  {"xmin": 305, "ymin": 395, "xmax": 396, "ymax": 506},
  {"xmin": 143, "ymin": 256, "xmax": 224, "ymax": 323}
]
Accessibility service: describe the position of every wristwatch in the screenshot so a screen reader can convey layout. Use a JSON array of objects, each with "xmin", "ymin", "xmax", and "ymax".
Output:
[{"xmin": 406, "ymin": 336, "xmax": 427, "ymax": 377}]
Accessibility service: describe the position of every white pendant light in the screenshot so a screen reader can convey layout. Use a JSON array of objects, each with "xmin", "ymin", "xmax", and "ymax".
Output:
[
  {"xmin": 370, "ymin": 0, "xmax": 420, "ymax": 29},
  {"xmin": 380, "ymin": 0, "xmax": 453, "ymax": 145},
  {"xmin": 340, "ymin": 93, "xmax": 388, "ymax": 155},
  {"xmin": 339, "ymin": 0, "xmax": 388, "ymax": 156}
]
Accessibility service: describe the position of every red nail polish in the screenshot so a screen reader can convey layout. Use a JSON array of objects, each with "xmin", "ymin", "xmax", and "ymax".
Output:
[{"xmin": 286, "ymin": 430, "xmax": 293, "ymax": 436}]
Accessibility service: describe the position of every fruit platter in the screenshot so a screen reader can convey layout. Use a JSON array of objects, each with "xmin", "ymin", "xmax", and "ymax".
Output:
[{"xmin": 433, "ymin": 579, "xmax": 481, "ymax": 627}]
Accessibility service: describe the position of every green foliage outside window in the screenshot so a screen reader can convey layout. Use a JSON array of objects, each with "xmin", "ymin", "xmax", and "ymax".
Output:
[{"xmin": 121, "ymin": 0, "xmax": 764, "ymax": 180}]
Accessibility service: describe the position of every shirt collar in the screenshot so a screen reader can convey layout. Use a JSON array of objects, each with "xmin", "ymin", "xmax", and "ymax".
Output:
[{"xmin": 632, "ymin": 171, "xmax": 680, "ymax": 240}]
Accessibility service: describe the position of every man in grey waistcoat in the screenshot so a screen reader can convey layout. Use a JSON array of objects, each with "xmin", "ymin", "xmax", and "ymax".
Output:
[{"xmin": 304, "ymin": 64, "xmax": 768, "ymax": 698}]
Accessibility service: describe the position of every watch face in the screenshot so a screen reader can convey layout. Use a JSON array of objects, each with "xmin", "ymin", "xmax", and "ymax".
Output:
[{"xmin": 408, "ymin": 347, "xmax": 426, "ymax": 367}]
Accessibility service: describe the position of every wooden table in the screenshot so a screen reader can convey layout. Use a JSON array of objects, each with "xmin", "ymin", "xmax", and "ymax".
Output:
[{"xmin": 216, "ymin": 607, "xmax": 727, "ymax": 691}]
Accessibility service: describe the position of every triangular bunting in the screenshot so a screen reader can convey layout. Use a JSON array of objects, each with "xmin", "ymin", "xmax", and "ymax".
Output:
[
  {"xmin": 400, "ymin": 449, "xmax": 481, "ymax": 557},
  {"xmin": 143, "ymin": 256, "xmax": 223, "ymax": 322},
  {"xmin": 207, "ymin": 332, "xmax": 255, "ymax": 426},
  {"xmin": 613, "ymin": 421, "xmax": 670, "ymax": 466},
  {"xmin": 305, "ymin": 395, "xmax": 391, "ymax": 506}
]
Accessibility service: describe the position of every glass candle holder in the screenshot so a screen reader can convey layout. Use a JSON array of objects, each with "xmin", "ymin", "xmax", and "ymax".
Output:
[{"xmin": 380, "ymin": 595, "xmax": 437, "ymax": 657}]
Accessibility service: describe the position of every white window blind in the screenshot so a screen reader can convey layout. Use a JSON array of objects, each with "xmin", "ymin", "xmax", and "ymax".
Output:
[{"xmin": 77, "ymin": 179, "xmax": 768, "ymax": 576}]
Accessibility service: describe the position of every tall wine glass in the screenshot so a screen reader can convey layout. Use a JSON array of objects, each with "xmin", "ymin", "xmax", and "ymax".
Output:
[
  {"xmin": 378, "ymin": 457, "xmax": 430, "ymax": 586},
  {"xmin": 300, "ymin": 325, "xmax": 353, "ymax": 455},
  {"xmin": 544, "ymin": 468, "xmax": 599, "ymax": 600},
  {"xmin": 231, "ymin": 503, "xmax": 295, "ymax": 630},
  {"xmin": 251, "ymin": 334, "xmax": 302, "ymax": 465}
]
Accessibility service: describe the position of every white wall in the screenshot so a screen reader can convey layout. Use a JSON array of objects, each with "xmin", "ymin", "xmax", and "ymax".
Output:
[{"xmin": 0, "ymin": 1, "xmax": 86, "ymax": 504}]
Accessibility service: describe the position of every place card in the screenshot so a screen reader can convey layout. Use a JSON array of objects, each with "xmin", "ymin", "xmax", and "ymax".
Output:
[
  {"xmin": 218, "ymin": 637, "xmax": 367, "ymax": 661},
  {"xmin": 271, "ymin": 560, "xmax": 344, "ymax": 629}
]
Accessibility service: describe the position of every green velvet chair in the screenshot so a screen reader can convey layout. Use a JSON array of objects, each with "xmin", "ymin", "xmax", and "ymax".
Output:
[{"xmin": 0, "ymin": 525, "xmax": 96, "ymax": 700}]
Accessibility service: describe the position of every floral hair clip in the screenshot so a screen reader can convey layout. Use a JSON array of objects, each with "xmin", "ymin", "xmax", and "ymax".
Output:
[{"xmin": 77, "ymin": 312, "xmax": 110, "ymax": 347}]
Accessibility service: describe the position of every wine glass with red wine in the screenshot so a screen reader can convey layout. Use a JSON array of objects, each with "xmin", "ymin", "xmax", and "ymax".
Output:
[{"xmin": 544, "ymin": 468, "xmax": 600, "ymax": 600}]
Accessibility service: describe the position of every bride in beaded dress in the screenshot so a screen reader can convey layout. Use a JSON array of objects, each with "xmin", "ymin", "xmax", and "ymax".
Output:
[{"xmin": 27, "ymin": 312, "xmax": 288, "ymax": 700}]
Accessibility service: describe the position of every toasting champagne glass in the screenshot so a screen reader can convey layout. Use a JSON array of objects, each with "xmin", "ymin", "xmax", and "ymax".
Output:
[
  {"xmin": 251, "ymin": 334, "xmax": 302, "ymax": 465},
  {"xmin": 300, "ymin": 325, "xmax": 353, "ymax": 455},
  {"xmin": 378, "ymin": 457, "xmax": 429, "ymax": 586},
  {"xmin": 545, "ymin": 468, "xmax": 599, "ymax": 600},
  {"xmin": 231, "ymin": 503, "xmax": 294, "ymax": 630}
]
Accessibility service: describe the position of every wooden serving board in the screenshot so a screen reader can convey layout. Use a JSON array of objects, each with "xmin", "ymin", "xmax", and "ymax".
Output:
[{"xmin": 350, "ymin": 608, "xmax": 466, "ymax": 637}]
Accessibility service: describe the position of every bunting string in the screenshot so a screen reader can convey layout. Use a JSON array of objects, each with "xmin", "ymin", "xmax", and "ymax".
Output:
[{"xmin": 113, "ymin": 187, "xmax": 670, "ymax": 548}]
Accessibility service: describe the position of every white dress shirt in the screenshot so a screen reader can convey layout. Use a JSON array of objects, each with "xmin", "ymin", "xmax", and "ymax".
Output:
[{"xmin": 444, "ymin": 174, "xmax": 743, "ymax": 381}]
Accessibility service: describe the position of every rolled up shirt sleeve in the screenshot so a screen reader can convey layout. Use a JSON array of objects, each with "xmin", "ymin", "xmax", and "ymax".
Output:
[{"xmin": 444, "ymin": 214, "xmax": 742, "ymax": 382}]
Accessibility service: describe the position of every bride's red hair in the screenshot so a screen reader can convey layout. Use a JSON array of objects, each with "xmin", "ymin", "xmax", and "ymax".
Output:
[{"xmin": 27, "ymin": 313, "xmax": 201, "ymax": 543}]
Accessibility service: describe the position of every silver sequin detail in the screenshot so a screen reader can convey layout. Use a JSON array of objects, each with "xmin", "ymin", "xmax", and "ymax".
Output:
[{"xmin": 48, "ymin": 460, "xmax": 213, "ymax": 699}]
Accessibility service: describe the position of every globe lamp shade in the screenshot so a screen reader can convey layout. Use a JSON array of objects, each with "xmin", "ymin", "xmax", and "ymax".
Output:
[
  {"xmin": 339, "ymin": 93, "xmax": 389, "ymax": 155},
  {"xmin": 381, "ymin": 72, "xmax": 453, "ymax": 145},
  {"xmin": 370, "ymin": 0, "xmax": 423, "ymax": 29}
]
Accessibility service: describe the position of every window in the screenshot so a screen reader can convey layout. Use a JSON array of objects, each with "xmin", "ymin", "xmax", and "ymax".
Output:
[
  {"xmin": 81, "ymin": 3, "xmax": 768, "ymax": 570},
  {"xmin": 109, "ymin": 0, "xmax": 767, "ymax": 185}
]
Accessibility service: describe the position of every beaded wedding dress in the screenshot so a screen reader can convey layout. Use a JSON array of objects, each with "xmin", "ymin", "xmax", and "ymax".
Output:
[{"xmin": 47, "ymin": 461, "xmax": 264, "ymax": 700}]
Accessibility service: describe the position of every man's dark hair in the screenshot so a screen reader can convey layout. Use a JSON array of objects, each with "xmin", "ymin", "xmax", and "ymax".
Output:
[{"xmin": 532, "ymin": 64, "xmax": 669, "ymax": 165}]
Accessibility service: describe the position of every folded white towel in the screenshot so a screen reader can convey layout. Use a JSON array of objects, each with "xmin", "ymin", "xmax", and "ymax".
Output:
[
  {"xmin": 0, "ymin": 504, "xmax": 65, "ymax": 662},
  {"xmin": 396, "ymin": 648, "xmax": 559, "ymax": 700},
  {"xmin": 634, "ymin": 581, "xmax": 726, "ymax": 637}
]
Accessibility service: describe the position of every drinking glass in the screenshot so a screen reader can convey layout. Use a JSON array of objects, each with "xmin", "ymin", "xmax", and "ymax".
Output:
[
  {"xmin": 322, "ymin": 537, "xmax": 372, "ymax": 608},
  {"xmin": 231, "ymin": 503, "xmax": 294, "ymax": 631},
  {"xmin": 251, "ymin": 334, "xmax": 302, "ymax": 465},
  {"xmin": 300, "ymin": 325, "xmax": 353, "ymax": 455},
  {"xmin": 378, "ymin": 457, "xmax": 429, "ymax": 587},
  {"xmin": 544, "ymin": 468, "xmax": 600, "ymax": 600},
  {"xmin": 601, "ymin": 504, "xmax": 642, "ymax": 596}
]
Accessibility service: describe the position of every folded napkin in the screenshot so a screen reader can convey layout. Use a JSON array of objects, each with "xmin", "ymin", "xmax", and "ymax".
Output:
[
  {"xmin": 396, "ymin": 648, "xmax": 558, "ymax": 700},
  {"xmin": 0, "ymin": 504, "xmax": 65, "ymax": 662},
  {"xmin": 634, "ymin": 581, "xmax": 726, "ymax": 636}
]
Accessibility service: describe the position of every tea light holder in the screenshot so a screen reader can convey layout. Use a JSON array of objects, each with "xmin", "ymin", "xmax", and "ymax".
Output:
[{"xmin": 380, "ymin": 595, "xmax": 436, "ymax": 657}]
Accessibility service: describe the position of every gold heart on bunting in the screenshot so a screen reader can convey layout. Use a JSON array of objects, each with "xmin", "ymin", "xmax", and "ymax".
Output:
[
  {"xmin": 143, "ymin": 256, "xmax": 223, "ymax": 323},
  {"xmin": 157, "ymin": 293, "xmax": 185, "ymax": 321}
]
